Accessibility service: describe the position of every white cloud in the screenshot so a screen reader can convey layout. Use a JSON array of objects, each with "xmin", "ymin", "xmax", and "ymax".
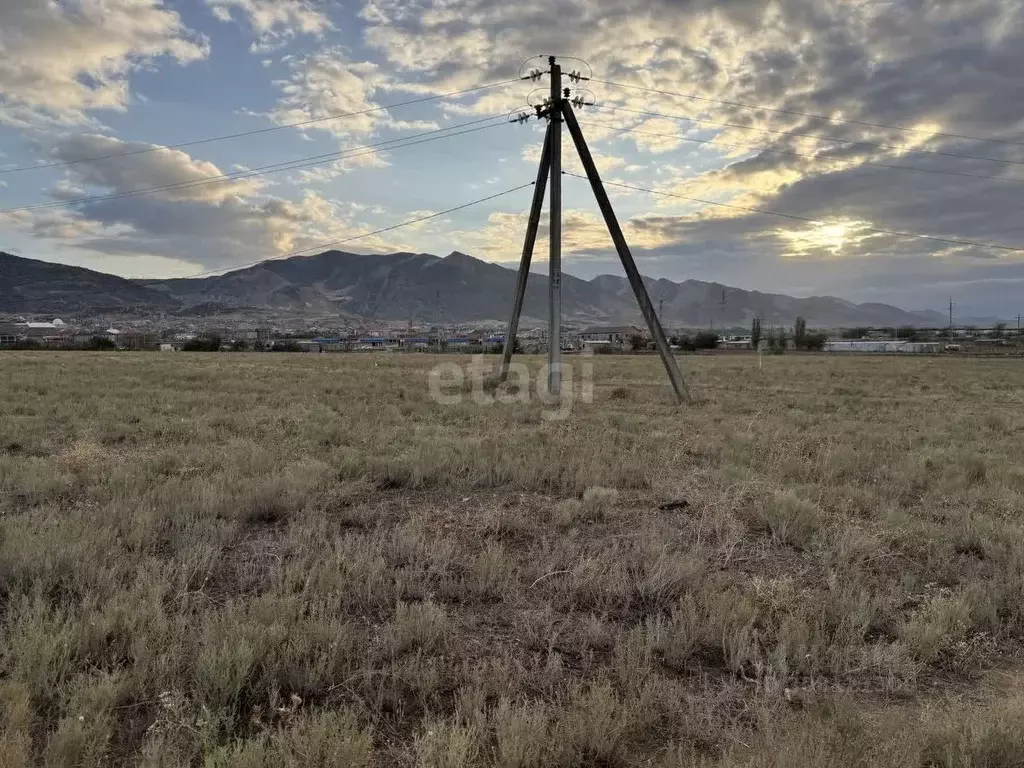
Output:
[
  {"xmin": 48, "ymin": 134, "xmax": 264, "ymax": 202},
  {"xmin": 0, "ymin": 136, "xmax": 374, "ymax": 273},
  {"xmin": 0, "ymin": 0, "xmax": 207, "ymax": 126},
  {"xmin": 266, "ymin": 48, "xmax": 441, "ymax": 153},
  {"xmin": 205, "ymin": 0, "xmax": 332, "ymax": 52},
  {"xmin": 271, "ymin": 50, "xmax": 389, "ymax": 138}
]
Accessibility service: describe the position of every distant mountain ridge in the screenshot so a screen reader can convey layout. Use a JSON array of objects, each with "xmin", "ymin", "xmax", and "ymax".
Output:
[{"xmin": 1, "ymin": 249, "xmax": 953, "ymax": 327}]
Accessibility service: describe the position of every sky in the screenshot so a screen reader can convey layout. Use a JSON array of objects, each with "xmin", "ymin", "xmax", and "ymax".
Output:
[{"xmin": 2, "ymin": 0, "xmax": 1024, "ymax": 317}]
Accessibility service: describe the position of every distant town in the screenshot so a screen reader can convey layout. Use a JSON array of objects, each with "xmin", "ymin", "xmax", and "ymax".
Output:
[{"xmin": 2, "ymin": 315, "xmax": 1021, "ymax": 355}]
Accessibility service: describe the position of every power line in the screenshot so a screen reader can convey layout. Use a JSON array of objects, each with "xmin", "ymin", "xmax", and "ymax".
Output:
[
  {"xmin": 590, "ymin": 104, "xmax": 1024, "ymax": 167},
  {"xmin": 139, "ymin": 181, "xmax": 535, "ymax": 283},
  {"xmin": 0, "ymin": 78, "xmax": 521, "ymax": 175},
  {"xmin": 562, "ymin": 171, "xmax": 1024, "ymax": 254},
  {"xmin": 0, "ymin": 116, "xmax": 510, "ymax": 215},
  {"xmin": 579, "ymin": 118, "xmax": 1024, "ymax": 185},
  {"xmin": 591, "ymin": 78, "xmax": 1024, "ymax": 149}
]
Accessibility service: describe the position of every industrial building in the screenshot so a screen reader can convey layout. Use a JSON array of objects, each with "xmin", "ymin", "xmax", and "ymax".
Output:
[{"xmin": 825, "ymin": 340, "xmax": 942, "ymax": 354}]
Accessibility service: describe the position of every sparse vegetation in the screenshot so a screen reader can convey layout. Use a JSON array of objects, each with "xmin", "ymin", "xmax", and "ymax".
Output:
[{"xmin": 2, "ymin": 352, "xmax": 1024, "ymax": 765}]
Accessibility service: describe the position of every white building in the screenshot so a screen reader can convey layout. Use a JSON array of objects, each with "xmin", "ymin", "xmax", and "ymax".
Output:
[{"xmin": 825, "ymin": 340, "xmax": 942, "ymax": 354}]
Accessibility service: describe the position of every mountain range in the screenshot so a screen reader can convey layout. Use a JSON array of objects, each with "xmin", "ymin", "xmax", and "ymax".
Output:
[{"xmin": 0, "ymin": 249, "xmax": 952, "ymax": 328}]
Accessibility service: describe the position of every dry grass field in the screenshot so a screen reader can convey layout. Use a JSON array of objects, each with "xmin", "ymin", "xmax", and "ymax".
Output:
[{"xmin": 2, "ymin": 350, "xmax": 1024, "ymax": 766}]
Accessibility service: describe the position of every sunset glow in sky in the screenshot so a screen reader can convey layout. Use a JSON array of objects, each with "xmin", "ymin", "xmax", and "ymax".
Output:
[{"xmin": 2, "ymin": 0, "xmax": 1024, "ymax": 316}]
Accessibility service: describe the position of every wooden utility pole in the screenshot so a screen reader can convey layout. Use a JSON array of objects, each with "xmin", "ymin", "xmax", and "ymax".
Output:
[
  {"xmin": 501, "ymin": 56, "xmax": 690, "ymax": 403},
  {"xmin": 562, "ymin": 101, "xmax": 689, "ymax": 403},
  {"xmin": 548, "ymin": 57, "xmax": 563, "ymax": 395},
  {"xmin": 499, "ymin": 123, "xmax": 551, "ymax": 380}
]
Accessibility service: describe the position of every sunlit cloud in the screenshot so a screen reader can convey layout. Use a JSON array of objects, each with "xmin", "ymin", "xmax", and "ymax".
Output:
[{"xmin": 776, "ymin": 220, "xmax": 876, "ymax": 259}]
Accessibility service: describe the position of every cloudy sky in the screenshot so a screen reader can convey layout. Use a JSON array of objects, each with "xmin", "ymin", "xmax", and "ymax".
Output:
[{"xmin": 2, "ymin": 0, "xmax": 1024, "ymax": 316}]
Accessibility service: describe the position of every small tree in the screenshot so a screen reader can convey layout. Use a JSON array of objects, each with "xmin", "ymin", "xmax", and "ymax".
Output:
[
  {"xmin": 86, "ymin": 336, "xmax": 116, "ymax": 351},
  {"xmin": 896, "ymin": 326, "xmax": 918, "ymax": 341},
  {"xmin": 674, "ymin": 334, "xmax": 696, "ymax": 352},
  {"xmin": 183, "ymin": 335, "xmax": 221, "ymax": 352},
  {"xmin": 771, "ymin": 328, "xmax": 787, "ymax": 354},
  {"xmin": 629, "ymin": 334, "xmax": 647, "ymax": 351},
  {"xmin": 793, "ymin": 316, "xmax": 807, "ymax": 349},
  {"xmin": 694, "ymin": 331, "xmax": 719, "ymax": 350},
  {"xmin": 751, "ymin": 317, "xmax": 763, "ymax": 349},
  {"xmin": 803, "ymin": 331, "xmax": 827, "ymax": 351}
]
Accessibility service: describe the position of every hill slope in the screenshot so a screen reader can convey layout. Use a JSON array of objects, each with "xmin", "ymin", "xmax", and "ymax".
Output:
[
  {"xmin": 0, "ymin": 252, "xmax": 179, "ymax": 314},
  {"xmin": 1, "ymin": 249, "xmax": 948, "ymax": 327}
]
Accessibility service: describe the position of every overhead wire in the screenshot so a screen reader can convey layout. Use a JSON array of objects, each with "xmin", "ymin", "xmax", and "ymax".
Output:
[
  {"xmin": 578, "ymin": 117, "xmax": 1024, "ymax": 185},
  {"xmin": 137, "ymin": 181, "xmax": 536, "ymax": 283},
  {"xmin": 590, "ymin": 78, "xmax": 1024, "ymax": 149},
  {"xmin": 0, "ymin": 78, "xmax": 521, "ymax": 174},
  {"xmin": 588, "ymin": 104, "xmax": 1024, "ymax": 167},
  {"xmin": 561, "ymin": 171, "xmax": 1024, "ymax": 254},
  {"xmin": 0, "ymin": 116, "xmax": 511, "ymax": 215}
]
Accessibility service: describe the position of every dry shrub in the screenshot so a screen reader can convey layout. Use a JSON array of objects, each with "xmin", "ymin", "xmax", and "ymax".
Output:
[
  {"xmin": 553, "ymin": 499, "xmax": 583, "ymax": 528},
  {"xmin": 0, "ymin": 683, "xmax": 32, "ymax": 768},
  {"xmin": 415, "ymin": 718, "xmax": 482, "ymax": 768},
  {"xmin": 752, "ymin": 492, "xmax": 820, "ymax": 550},
  {"xmin": 388, "ymin": 601, "xmax": 449, "ymax": 655},
  {"xmin": 202, "ymin": 709, "xmax": 373, "ymax": 768},
  {"xmin": 553, "ymin": 681, "xmax": 631, "ymax": 766},
  {"xmin": 901, "ymin": 591, "xmax": 973, "ymax": 665},
  {"xmin": 581, "ymin": 486, "xmax": 619, "ymax": 518},
  {"xmin": 918, "ymin": 694, "xmax": 1024, "ymax": 768},
  {"xmin": 493, "ymin": 698, "xmax": 550, "ymax": 768}
]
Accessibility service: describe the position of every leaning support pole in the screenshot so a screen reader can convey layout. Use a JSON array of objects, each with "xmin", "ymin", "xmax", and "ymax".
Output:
[
  {"xmin": 561, "ymin": 102, "xmax": 691, "ymax": 403},
  {"xmin": 499, "ymin": 123, "xmax": 552, "ymax": 381}
]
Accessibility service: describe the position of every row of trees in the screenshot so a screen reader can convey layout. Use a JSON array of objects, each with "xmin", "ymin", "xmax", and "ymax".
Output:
[{"xmin": 751, "ymin": 316, "xmax": 827, "ymax": 352}]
